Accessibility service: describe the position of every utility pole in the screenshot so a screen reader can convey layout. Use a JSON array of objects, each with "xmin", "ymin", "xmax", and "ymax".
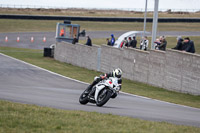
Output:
[
  {"xmin": 151, "ymin": 0, "xmax": 159, "ymax": 50},
  {"xmin": 143, "ymin": 0, "xmax": 148, "ymax": 37}
]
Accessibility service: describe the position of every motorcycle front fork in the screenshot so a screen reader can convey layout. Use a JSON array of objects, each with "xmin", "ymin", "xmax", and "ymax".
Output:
[{"xmin": 88, "ymin": 87, "xmax": 96, "ymax": 97}]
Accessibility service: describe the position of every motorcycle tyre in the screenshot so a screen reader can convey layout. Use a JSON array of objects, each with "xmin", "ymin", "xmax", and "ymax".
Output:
[
  {"xmin": 111, "ymin": 92, "xmax": 117, "ymax": 99},
  {"xmin": 79, "ymin": 89, "xmax": 90, "ymax": 105},
  {"xmin": 96, "ymin": 89, "xmax": 112, "ymax": 107}
]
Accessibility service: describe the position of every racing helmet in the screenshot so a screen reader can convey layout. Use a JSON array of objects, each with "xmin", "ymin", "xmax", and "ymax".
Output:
[{"xmin": 113, "ymin": 68, "xmax": 122, "ymax": 78}]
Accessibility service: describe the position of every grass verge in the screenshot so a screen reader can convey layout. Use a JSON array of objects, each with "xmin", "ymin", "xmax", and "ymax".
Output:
[
  {"xmin": 0, "ymin": 46, "xmax": 200, "ymax": 109},
  {"xmin": 1, "ymin": 19, "xmax": 200, "ymax": 33},
  {"xmin": 1, "ymin": 100, "xmax": 200, "ymax": 133}
]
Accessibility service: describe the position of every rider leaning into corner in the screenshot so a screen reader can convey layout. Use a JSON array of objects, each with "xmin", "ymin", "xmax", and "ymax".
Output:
[{"xmin": 87, "ymin": 68, "xmax": 123, "ymax": 97}]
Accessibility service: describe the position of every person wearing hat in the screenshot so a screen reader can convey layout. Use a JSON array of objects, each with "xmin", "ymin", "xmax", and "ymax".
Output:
[
  {"xmin": 110, "ymin": 34, "xmax": 115, "ymax": 46},
  {"xmin": 182, "ymin": 37, "xmax": 195, "ymax": 53},
  {"xmin": 172, "ymin": 36, "xmax": 183, "ymax": 50}
]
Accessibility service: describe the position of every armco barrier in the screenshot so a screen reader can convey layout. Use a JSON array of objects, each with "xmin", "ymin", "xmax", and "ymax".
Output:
[
  {"xmin": 1, "ymin": 14, "xmax": 200, "ymax": 22},
  {"xmin": 54, "ymin": 42, "xmax": 200, "ymax": 95}
]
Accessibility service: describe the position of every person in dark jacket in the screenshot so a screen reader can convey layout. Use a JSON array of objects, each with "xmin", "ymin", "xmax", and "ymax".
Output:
[
  {"xmin": 158, "ymin": 36, "xmax": 167, "ymax": 51},
  {"xmin": 106, "ymin": 38, "xmax": 111, "ymax": 46},
  {"xmin": 183, "ymin": 37, "xmax": 195, "ymax": 53},
  {"xmin": 172, "ymin": 36, "xmax": 183, "ymax": 50},
  {"xmin": 85, "ymin": 35, "xmax": 92, "ymax": 46},
  {"xmin": 130, "ymin": 36, "xmax": 137, "ymax": 48},
  {"xmin": 72, "ymin": 34, "xmax": 78, "ymax": 44}
]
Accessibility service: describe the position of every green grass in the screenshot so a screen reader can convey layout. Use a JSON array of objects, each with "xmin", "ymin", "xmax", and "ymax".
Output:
[
  {"xmin": 1, "ymin": 100, "xmax": 200, "ymax": 133},
  {"xmin": 1, "ymin": 19, "xmax": 200, "ymax": 33},
  {"xmin": 0, "ymin": 46, "xmax": 200, "ymax": 109},
  {"xmin": 0, "ymin": 19, "xmax": 59, "ymax": 33}
]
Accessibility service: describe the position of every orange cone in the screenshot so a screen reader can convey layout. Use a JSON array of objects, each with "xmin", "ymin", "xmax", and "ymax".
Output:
[
  {"xmin": 43, "ymin": 37, "xmax": 46, "ymax": 43},
  {"xmin": 31, "ymin": 37, "xmax": 34, "ymax": 43},
  {"xmin": 17, "ymin": 37, "xmax": 20, "ymax": 42},
  {"xmin": 5, "ymin": 36, "xmax": 8, "ymax": 42}
]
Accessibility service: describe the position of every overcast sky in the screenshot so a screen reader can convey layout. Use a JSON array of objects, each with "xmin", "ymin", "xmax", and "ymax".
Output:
[{"xmin": 1, "ymin": 0, "xmax": 199, "ymax": 11}]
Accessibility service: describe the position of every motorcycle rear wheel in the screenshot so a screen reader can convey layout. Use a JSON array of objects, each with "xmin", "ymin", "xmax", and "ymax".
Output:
[{"xmin": 96, "ymin": 89, "xmax": 112, "ymax": 107}]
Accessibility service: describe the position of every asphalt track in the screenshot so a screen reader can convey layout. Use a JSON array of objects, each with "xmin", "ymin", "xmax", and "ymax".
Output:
[
  {"xmin": 0, "ymin": 53, "xmax": 200, "ymax": 127},
  {"xmin": 1, "ymin": 31, "xmax": 200, "ymax": 49}
]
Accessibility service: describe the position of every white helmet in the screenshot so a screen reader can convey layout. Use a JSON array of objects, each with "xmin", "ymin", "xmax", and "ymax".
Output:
[{"xmin": 113, "ymin": 68, "xmax": 122, "ymax": 78}]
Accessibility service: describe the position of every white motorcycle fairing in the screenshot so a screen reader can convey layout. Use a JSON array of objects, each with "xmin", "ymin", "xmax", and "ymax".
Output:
[
  {"xmin": 94, "ymin": 84, "xmax": 105, "ymax": 102},
  {"xmin": 94, "ymin": 78, "xmax": 116, "ymax": 102}
]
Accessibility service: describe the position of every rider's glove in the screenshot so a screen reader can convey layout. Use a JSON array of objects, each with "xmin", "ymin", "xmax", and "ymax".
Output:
[{"xmin": 100, "ymin": 76, "xmax": 106, "ymax": 80}]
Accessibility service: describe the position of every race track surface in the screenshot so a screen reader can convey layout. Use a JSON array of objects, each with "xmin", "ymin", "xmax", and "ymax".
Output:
[{"xmin": 0, "ymin": 53, "xmax": 200, "ymax": 127}]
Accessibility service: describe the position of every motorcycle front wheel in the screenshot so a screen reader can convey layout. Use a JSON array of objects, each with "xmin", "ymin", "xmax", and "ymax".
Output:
[
  {"xmin": 79, "ymin": 88, "xmax": 90, "ymax": 104},
  {"xmin": 96, "ymin": 89, "xmax": 112, "ymax": 107}
]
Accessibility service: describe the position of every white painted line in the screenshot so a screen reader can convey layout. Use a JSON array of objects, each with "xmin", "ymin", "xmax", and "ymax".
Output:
[
  {"xmin": 1, "ymin": 53, "xmax": 200, "ymax": 110},
  {"xmin": 0, "ymin": 53, "xmax": 89, "ymax": 85}
]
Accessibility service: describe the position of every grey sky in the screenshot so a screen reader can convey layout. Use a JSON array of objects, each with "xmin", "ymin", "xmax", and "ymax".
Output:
[{"xmin": 0, "ymin": 0, "xmax": 199, "ymax": 11}]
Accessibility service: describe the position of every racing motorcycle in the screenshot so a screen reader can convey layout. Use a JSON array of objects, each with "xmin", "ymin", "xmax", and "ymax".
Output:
[{"xmin": 79, "ymin": 77, "xmax": 120, "ymax": 107}]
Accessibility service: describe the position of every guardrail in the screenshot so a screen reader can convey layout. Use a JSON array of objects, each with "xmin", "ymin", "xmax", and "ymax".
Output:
[{"xmin": 1, "ymin": 14, "xmax": 200, "ymax": 23}]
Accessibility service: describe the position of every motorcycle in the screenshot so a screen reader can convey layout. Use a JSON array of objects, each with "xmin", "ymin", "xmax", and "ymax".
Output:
[{"xmin": 79, "ymin": 76, "xmax": 120, "ymax": 107}]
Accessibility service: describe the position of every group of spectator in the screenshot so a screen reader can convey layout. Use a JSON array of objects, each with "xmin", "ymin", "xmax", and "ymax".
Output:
[
  {"xmin": 119, "ymin": 36, "xmax": 138, "ymax": 48},
  {"xmin": 75, "ymin": 33, "xmax": 196, "ymax": 54},
  {"xmin": 73, "ymin": 35, "xmax": 92, "ymax": 46},
  {"xmin": 172, "ymin": 36, "xmax": 195, "ymax": 53},
  {"xmin": 153, "ymin": 36, "xmax": 195, "ymax": 54},
  {"xmin": 118, "ymin": 36, "xmax": 149, "ymax": 51}
]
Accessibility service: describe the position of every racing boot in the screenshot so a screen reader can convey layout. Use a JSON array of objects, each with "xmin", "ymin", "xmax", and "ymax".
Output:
[
  {"xmin": 88, "ymin": 86, "xmax": 96, "ymax": 102},
  {"xmin": 85, "ymin": 85, "xmax": 93, "ymax": 94}
]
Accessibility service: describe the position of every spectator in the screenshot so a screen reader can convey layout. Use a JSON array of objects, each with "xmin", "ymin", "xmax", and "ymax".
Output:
[
  {"xmin": 182, "ymin": 37, "xmax": 195, "ymax": 53},
  {"xmin": 172, "ymin": 36, "xmax": 183, "ymax": 50},
  {"xmin": 157, "ymin": 36, "xmax": 167, "ymax": 51},
  {"xmin": 130, "ymin": 36, "xmax": 137, "ymax": 48},
  {"xmin": 106, "ymin": 38, "xmax": 111, "ymax": 46},
  {"xmin": 127, "ymin": 37, "xmax": 132, "ymax": 47},
  {"xmin": 154, "ymin": 38, "xmax": 161, "ymax": 50},
  {"xmin": 121, "ymin": 37, "xmax": 128, "ymax": 48},
  {"xmin": 110, "ymin": 34, "xmax": 115, "ymax": 46},
  {"xmin": 60, "ymin": 28, "xmax": 65, "ymax": 37},
  {"xmin": 72, "ymin": 34, "xmax": 78, "ymax": 44},
  {"xmin": 140, "ymin": 36, "xmax": 149, "ymax": 51},
  {"xmin": 120, "ymin": 37, "xmax": 128, "ymax": 48},
  {"xmin": 85, "ymin": 36, "xmax": 92, "ymax": 46}
]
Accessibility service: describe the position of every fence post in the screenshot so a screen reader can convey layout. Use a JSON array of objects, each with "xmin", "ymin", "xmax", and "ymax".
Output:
[{"xmin": 97, "ymin": 47, "xmax": 101, "ymax": 71}]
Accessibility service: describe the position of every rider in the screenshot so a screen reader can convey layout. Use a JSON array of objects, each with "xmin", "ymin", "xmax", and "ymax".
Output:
[{"xmin": 87, "ymin": 68, "xmax": 123, "ymax": 95}]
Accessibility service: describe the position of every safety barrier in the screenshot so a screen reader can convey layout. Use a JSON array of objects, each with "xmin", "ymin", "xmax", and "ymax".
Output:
[
  {"xmin": 1, "ymin": 14, "xmax": 200, "ymax": 22},
  {"xmin": 55, "ymin": 42, "xmax": 200, "ymax": 95}
]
